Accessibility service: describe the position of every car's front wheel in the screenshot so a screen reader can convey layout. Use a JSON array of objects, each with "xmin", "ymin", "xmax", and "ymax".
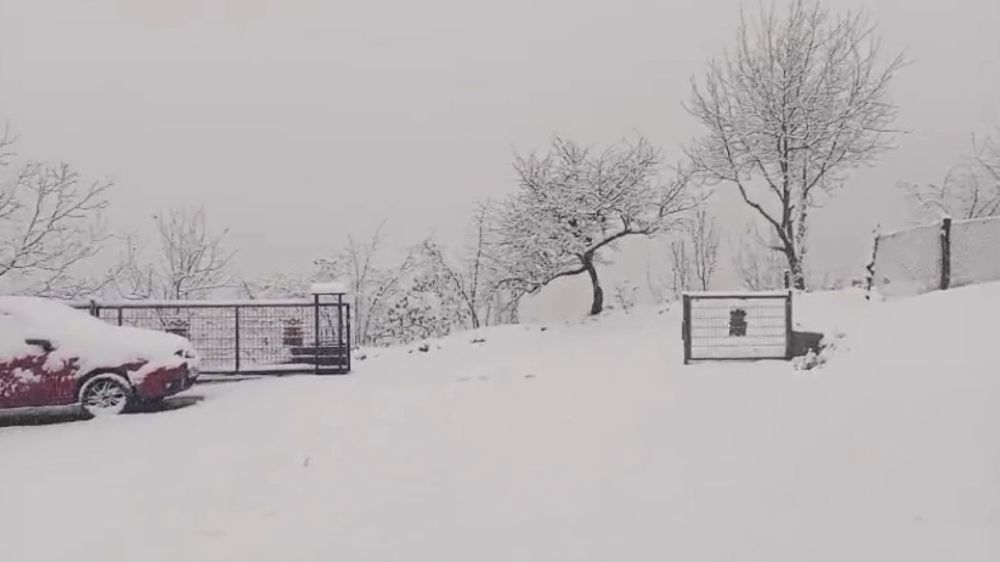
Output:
[{"xmin": 79, "ymin": 375, "xmax": 133, "ymax": 417}]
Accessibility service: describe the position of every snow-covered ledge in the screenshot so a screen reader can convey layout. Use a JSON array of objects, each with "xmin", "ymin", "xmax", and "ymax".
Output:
[{"xmin": 309, "ymin": 281, "xmax": 348, "ymax": 295}]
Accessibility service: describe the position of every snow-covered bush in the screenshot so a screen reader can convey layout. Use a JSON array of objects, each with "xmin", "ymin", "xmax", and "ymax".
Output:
[
  {"xmin": 793, "ymin": 337, "xmax": 842, "ymax": 371},
  {"xmin": 794, "ymin": 348, "xmax": 826, "ymax": 371},
  {"xmin": 612, "ymin": 280, "xmax": 638, "ymax": 312},
  {"xmin": 418, "ymin": 204, "xmax": 524, "ymax": 331},
  {"xmin": 366, "ymin": 275, "xmax": 453, "ymax": 346}
]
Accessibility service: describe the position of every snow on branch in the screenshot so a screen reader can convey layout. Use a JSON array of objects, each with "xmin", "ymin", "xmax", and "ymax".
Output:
[
  {"xmin": 419, "ymin": 203, "xmax": 523, "ymax": 329},
  {"xmin": 113, "ymin": 207, "xmax": 236, "ymax": 300},
  {"xmin": 491, "ymin": 135, "xmax": 695, "ymax": 315},
  {"xmin": 686, "ymin": 0, "xmax": 904, "ymax": 289},
  {"xmin": 901, "ymin": 128, "xmax": 1000, "ymax": 222}
]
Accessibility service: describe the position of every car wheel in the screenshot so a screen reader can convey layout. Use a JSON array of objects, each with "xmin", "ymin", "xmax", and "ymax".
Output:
[{"xmin": 79, "ymin": 375, "xmax": 133, "ymax": 417}]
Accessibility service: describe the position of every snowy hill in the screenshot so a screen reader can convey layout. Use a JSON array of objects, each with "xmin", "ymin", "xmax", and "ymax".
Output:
[{"xmin": 1, "ymin": 284, "xmax": 998, "ymax": 561}]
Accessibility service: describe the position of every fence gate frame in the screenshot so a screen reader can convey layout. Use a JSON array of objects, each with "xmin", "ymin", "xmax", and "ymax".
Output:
[
  {"xmin": 76, "ymin": 291, "xmax": 351, "ymax": 376},
  {"xmin": 681, "ymin": 290, "xmax": 793, "ymax": 364}
]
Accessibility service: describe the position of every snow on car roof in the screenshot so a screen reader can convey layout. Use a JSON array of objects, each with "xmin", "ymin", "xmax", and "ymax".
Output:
[
  {"xmin": 0, "ymin": 296, "xmax": 109, "ymax": 329},
  {"xmin": 0, "ymin": 296, "xmax": 193, "ymax": 372}
]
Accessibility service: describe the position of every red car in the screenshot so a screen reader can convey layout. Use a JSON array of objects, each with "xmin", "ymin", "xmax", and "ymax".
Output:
[{"xmin": 0, "ymin": 297, "xmax": 200, "ymax": 417}]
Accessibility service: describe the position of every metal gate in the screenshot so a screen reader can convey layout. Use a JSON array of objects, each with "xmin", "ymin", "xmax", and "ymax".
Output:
[
  {"xmin": 75, "ymin": 295, "xmax": 351, "ymax": 375},
  {"xmin": 681, "ymin": 291, "xmax": 792, "ymax": 364}
]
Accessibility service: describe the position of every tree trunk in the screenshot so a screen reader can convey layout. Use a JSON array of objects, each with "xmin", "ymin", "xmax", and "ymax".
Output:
[
  {"xmin": 784, "ymin": 247, "xmax": 806, "ymax": 290},
  {"xmin": 584, "ymin": 258, "xmax": 604, "ymax": 315}
]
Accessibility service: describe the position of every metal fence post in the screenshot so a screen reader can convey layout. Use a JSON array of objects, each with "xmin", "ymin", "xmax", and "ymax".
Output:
[
  {"xmin": 313, "ymin": 294, "xmax": 320, "ymax": 374},
  {"xmin": 940, "ymin": 216, "xmax": 952, "ymax": 290},
  {"xmin": 234, "ymin": 306, "xmax": 241, "ymax": 373},
  {"xmin": 785, "ymin": 291, "xmax": 793, "ymax": 360},
  {"xmin": 336, "ymin": 294, "xmax": 345, "ymax": 374},
  {"xmin": 345, "ymin": 303, "xmax": 352, "ymax": 373},
  {"xmin": 682, "ymin": 294, "xmax": 692, "ymax": 365}
]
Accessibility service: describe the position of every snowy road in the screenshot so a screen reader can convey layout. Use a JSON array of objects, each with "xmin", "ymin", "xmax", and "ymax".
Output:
[{"xmin": 1, "ymin": 288, "xmax": 998, "ymax": 562}]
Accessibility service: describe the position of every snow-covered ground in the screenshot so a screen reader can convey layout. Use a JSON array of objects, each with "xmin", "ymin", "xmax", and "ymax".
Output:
[{"xmin": 1, "ymin": 284, "xmax": 998, "ymax": 561}]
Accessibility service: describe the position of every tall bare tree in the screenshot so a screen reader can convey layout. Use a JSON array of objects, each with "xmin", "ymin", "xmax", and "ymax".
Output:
[
  {"xmin": 668, "ymin": 237, "xmax": 692, "ymax": 296},
  {"xmin": 662, "ymin": 203, "xmax": 719, "ymax": 296},
  {"xmin": 0, "ymin": 129, "xmax": 112, "ymax": 298},
  {"xmin": 314, "ymin": 222, "xmax": 418, "ymax": 347},
  {"xmin": 493, "ymin": 136, "xmax": 693, "ymax": 315},
  {"xmin": 687, "ymin": 205, "xmax": 720, "ymax": 291},
  {"xmin": 687, "ymin": 0, "xmax": 904, "ymax": 289},
  {"xmin": 116, "ymin": 207, "xmax": 235, "ymax": 300},
  {"xmin": 902, "ymin": 128, "xmax": 1000, "ymax": 221},
  {"xmin": 420, "ymin": 204, "xmax": 513, "ymax": 330}
]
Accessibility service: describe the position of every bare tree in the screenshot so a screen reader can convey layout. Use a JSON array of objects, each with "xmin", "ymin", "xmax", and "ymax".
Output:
[
  {"xmin": 687, "ymin": 205, "xmax": 720, "ymax": 291},
  {"xmin": 237, "ymin": 272, "xmax": 310, "ymax": 300},
  {"xmin": 116, "ymin": 207, "xmax": 235, "ymax": 300},
  {"xmin": 315, "ymin": 222, "xmax": 418, "ymax": 347},
  {"xmin": 902, "ymin": 128, "xmax": 1000, "ymax": 221},
  {"xmin": 492, "ymin": 136, "xmax": 693, "ymax": 315},
  {"xmin": 419, "ymin": 204, "xmax": 516, "ymax": 330},
  {"xmin": 730, "ymin": 224, "xmax": 787, "ymax": 291},
  {"xmin": 662, "ymin": 203, "xmax": 719, "ymax": 296},
  {"xmin": 668, "ymin": 238, "xmax": 692, "ymax": 296},
  {"xmin": 686, "ymin": 0, "xmax": 904, "ymax": 289},
  {"xmin": 0, "ymin": 130, "xmax": 113, "ymax": 298},
  {"xmin": 645, "ymin": 263, "xmax": 668, "ymax": 304},
  {"xmin": 612, "ymin": 279, "xmax": 638, "ymax": 312}
]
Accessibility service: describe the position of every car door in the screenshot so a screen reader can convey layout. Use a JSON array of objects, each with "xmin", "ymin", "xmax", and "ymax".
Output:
[
  {"xmin": 0, "ymin": 312, "xmax": 41, "ymax": 409},
  {"xmin": 0, "ymin": 313, "xmax": 77, "ymax": 409}
]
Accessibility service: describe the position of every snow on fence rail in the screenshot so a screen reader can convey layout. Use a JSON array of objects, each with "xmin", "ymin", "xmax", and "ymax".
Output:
[
  {"xmin": 870, "ymin": 216, "xmax": 1000, "ymax": 298},
  {"xmin": 71, "ymin": 295, "xmax": 352, "ymax": 375}
]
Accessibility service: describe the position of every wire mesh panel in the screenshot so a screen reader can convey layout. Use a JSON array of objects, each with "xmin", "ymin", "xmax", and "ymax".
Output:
[
  {"xmin": 236, "ymin": 304, "xmax": 314, "ymax": 372},
  {"xmin": 870, "ymin": 216, "xmax": 1000, "ymax": 298},
  {"xmin": 950, "ymin": 216, "xmax": 1000, "ymax": 289},
  {"xmin": 682, "ymin": 291, "xmax": 791, "ymax": 363},
  {"xmin": 77, "ymin": 299, "xmax": 351, "ymax": 375},
  {"xmin": 92, "ymin": 305, "xmax": 239, "ymax": 371},
  {"xmin": 872, "ymin": 223, "xmax": 943, "ymax": 298}
]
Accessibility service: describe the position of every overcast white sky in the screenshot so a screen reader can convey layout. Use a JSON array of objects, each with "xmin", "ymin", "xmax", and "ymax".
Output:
[{"xmin": 1, "ymin": 0, "xmax": 998, "ymax": 313}]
